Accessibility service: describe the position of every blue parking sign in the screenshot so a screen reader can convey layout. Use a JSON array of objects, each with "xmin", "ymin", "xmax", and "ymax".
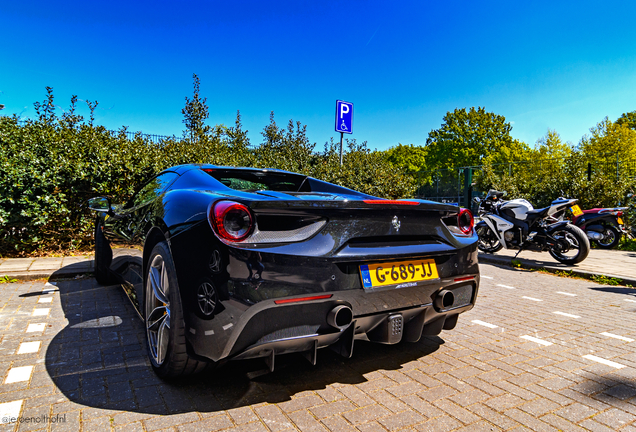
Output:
[{"xmin": 335, "ymin": 100, "xmax": 353, "ymax": 134}]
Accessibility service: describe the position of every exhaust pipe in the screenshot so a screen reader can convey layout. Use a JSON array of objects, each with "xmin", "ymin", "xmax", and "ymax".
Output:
[
  {"xmin": 327, "ymin": 305, "xmax": 353, "ymax": 330},
  {"xmin": 586, "ymin": 231, "xmax": 603, "ymax": 240},
  {"xmin": 434, "ymin": 290, "xmax": 455, "ymax": 310}
]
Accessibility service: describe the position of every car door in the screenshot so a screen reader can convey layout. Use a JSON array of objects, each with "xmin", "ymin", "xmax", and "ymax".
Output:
[{"xmin": 104, "ymin": 172, "xmax": 179, "ymax": 245}]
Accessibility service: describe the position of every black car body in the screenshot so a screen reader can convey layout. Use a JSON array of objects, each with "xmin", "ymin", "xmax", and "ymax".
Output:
[{"xmin": 89, "ymin": 164, "xmax": 480, "ymax": 378}]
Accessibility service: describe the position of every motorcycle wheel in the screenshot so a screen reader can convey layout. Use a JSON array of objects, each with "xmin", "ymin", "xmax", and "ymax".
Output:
[
  {"xmin": 594, "ymin": 225, "xmax": 621, "ymax": 249},
  {"xmin": 476, "ymin": 224, "xmax": 503, "ymax": 253},
  {"xmin": 548, "ymin": 224, "xmax": 590, "ymax": 265}
]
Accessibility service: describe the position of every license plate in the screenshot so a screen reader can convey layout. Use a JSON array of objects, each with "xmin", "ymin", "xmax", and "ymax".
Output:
[
  {"xmin": 360, "ymin": 259, "xmax": 438, "ymax": 289},
  {"xmin": 570, "ymin": 205, "xmax": 583, "ymax": 217},
  {"xmin": 618, "ymin": 217, "xmax": 624, "ymax": 225}
]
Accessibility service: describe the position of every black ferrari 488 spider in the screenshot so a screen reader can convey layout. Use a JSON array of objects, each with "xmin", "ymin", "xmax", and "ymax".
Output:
[{"xmin": 88, "ymin": 164, "xmax": 479, "ymax": 378}]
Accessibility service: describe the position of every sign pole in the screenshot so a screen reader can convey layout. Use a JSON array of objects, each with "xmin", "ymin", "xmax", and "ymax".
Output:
[{"xmin": 335, "ymin": 100, "xmax": 353, "ymax": 167}]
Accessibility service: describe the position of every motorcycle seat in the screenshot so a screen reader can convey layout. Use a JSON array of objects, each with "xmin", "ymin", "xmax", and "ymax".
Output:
[{"xmin": 525, "ymin": 207, "xmax": 549, "ymax": 224}]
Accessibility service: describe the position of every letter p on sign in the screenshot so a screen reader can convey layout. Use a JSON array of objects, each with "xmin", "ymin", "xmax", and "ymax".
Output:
[{"xmin": 335, "ymin": 100, "xmax": 353, "ymax": 134}]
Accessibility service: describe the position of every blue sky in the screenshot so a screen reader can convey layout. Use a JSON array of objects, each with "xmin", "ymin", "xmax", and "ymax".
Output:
[{"xmin": 2, "ymin": 1, "xmax": 636, "ymax": 151}]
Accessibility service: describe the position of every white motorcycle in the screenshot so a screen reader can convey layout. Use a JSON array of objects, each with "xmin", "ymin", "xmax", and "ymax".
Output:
[{"xmin": 475, "ymin": 190, "xmax": 590, "ymax": 265}]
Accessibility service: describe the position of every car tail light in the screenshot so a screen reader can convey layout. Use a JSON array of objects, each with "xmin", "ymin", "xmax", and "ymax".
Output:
[
  {"xmin": 274, "ymin": 294, "xmax": 333, "ymax": 304},
  {"xmin": 458, "ymin": 208, "xmax": 474, "ymax": 235},
  {"xmin": 363, "ymin": 200, "xmax": 420, "ymax": 205},
  {"xmin": 210, "ymin": 201, "xmax": 254, "ymax": 242}
]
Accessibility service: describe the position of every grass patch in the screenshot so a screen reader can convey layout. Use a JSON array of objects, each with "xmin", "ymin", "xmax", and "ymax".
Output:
[
  {"xmin": 0, "ymin": 275, "xmax": 18, "ymax": 283},
  {"xmin": 590, "ymin": 275, "xmax": 622, "ymax": 286},
  {"xmin": 617, "ymin": 237, "xmax": 636, "ymax": 252}
]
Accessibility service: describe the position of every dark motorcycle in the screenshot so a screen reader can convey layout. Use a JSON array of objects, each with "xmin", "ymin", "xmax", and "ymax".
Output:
[{"xmin": 569, "ymin": 206, "xmax": 626, "ymax": 249}]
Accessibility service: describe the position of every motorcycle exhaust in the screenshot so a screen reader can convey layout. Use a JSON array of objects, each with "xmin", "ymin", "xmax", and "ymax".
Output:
[
  {"xmin": 327, "ymin": 305, "xmax": 353, "ymax": 330},
  {"xmin": 586, "ymin": 231, "xmax": 603, "ymax": 240}
]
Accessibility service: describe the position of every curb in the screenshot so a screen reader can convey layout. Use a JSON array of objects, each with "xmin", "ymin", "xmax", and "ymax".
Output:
[
  {"xmin": 478, "ymin": 253, "xmax": 636, "ymax": 287},
  {"xmin": 1, "ymin": 269, "xmax": 94, "ymax": 282}
]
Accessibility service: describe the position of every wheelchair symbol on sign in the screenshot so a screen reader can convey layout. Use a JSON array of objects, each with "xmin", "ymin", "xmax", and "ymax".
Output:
[{"xmin": 340, "ymin": 119, "xmax": 348, "ymax": 131}]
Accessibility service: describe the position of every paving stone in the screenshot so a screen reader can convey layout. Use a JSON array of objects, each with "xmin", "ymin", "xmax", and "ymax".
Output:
[
  {"xmin": 319, "ymin": 415, "xmax": 357, "ymax": 432},
  {"xmin": 591, "ymin": 408, "xmax": 636, "ymax": 429},
  {"xmin": 342, "ymin": 405, "xmax": 390, "ymax": 425},
  {"xmin": 377, "ymin": 410, "xmax": 424, "ymax": 431},
  {"xmin": 143, "ymin": 412, "xmax": 200, "ymax": 431},
  {"xmin": 286, "ymin": 410, "xmax": 327, "ymax": 432},
  {"xmin": 483, "ymin": 393, "xmax": 525, "ymax": 412},
  {"xmin": 176, "ymin": 414, "xmax": 234, "ymax": 432},
  {"xmin": 253, "ymin": 405, "xmax": 294, "ymax": 431},
  {"xmin": 432, "ymin": 398, "xmax": 480, "ymax": 425},
  {"xmin": 539, "ymin": 414, "xmax": 587, "ymax": 432},
  {"xmin": 466, "ymin": 403, "xmax": 520, "ymax": 430},
  {"xmin": 310, "ymin": 400, "xmax": 355, "ymax": 419},
  {"xmin": 413, "ymin": 415, "xmax": 463, "ymax": 432},
  {"xmin": 603, "ymin": 384, "xmax": 636, "ymax": 400}
]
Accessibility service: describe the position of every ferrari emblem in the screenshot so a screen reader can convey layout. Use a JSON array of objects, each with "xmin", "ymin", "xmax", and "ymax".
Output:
[{"xmin": 392, "ymin": 216, "xmax": 401, "ymax": 231}]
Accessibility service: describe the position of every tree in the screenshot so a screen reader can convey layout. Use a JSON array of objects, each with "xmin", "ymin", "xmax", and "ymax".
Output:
[
  {"xmin": 578, "ymin": 117, "xmax": 636, "ymax": 173},
  {"xmin": 384, "ymin": 144, "xmax": 427, "ymax": 173},
  {"xmin": 425, "ymin": 107, "xmax": 525, "ymax": 170},
  {"xmin": 616, "ymin": 111, "xmax": 636, "ymax": 130},
  {"xmin": 182, "ymin": 73, "xmax": 210, "ymax": 141}
]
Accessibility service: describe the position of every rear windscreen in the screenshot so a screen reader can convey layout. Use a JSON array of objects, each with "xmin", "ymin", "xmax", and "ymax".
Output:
[{"xmin": 203, "ymin": 169, "xmax": 309, "ymax": 192}]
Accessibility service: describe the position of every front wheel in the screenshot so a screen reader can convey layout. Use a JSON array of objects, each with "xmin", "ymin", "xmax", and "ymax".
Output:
[
  {"xmin": 594, "ymin": 225, "xmax": 621, "ymax": 249},
  {"xmin": 476, "ymin": 224, "xmax": 503, "ymax": 253},
  {"xmin": 548, "ymin": 224, "xmax": 590, "ymax": 265},
  {"xmin": 144, "ymin": 241, "xmax": 210, "ymax": 379}
]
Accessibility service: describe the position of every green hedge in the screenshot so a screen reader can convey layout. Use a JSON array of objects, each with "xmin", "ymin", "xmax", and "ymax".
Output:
[{"xmin": 0, "ymin": 114, "xmax": 413, "ymax": 256}]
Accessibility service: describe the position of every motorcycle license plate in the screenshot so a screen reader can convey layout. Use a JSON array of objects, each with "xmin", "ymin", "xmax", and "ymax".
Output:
[
  {"xmin": 360, "ymin": 259, "xmax": 438, "ymax": 289},
  {"xmin": 570, "ymin": 205, "xmax": 583, "ymax": 217},
  {"xmin": 618, "ymin": 217, "xmax": 624, "ymax": 225}
]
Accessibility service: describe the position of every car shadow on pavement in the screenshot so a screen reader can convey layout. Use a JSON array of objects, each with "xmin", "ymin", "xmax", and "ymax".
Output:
[
  {"xmin": 44, "ymin": 277, "xmax": 444, "ymax": 415},
  {"xmin": 589, "ymin": 286, "xmax": 636, "ymax": 297}
]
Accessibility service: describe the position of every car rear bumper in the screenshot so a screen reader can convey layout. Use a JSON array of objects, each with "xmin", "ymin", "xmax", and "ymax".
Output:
[{"xmin": 184, "ymin": 276, "xmax": 479, "ymax": 365}]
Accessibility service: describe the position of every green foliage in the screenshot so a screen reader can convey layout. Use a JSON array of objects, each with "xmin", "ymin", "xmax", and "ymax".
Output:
[
  {"xmin": 384, "ymin": 144, "xmax": 427, "ymax": 173},
  {"xmin": 0, "ymin": 276, "xmax": 18, "ymax": 284},
  {"xmin": 182, "ymin": 73, "xmax": 210, "ymax": 141},
  {"xmin": 475, "ymin": 127, "xmax": 635, "ymax": 209},
  {"xmin": 617, "ymin": 238, "xmax": 636, "ymax": 252},
  {"xmin": 425, "ymin": 107, "xmax": 526, "ymax": 170},
  {"xmin": 616, "ymin": 110, "xmax": 636, "ymax": 130},
  {"xmin": 590, "ymin": 275, "xmax": 622, "ymax": 286},
  {"xmin": 0, "ymin": 88, "xmax": 413, "ymax": 256}
]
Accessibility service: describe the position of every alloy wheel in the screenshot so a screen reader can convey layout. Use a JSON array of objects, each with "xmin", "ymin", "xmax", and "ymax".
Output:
[{"xmin": 146, "ymin": 254, "xmax": 171, "ymax": 365}]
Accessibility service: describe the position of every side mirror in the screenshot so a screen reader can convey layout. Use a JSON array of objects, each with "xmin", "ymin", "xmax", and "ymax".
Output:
[
  {"xmin": 472, "ymin": 197, "xmax": 481, "ymax": 204},
  {"xmin": 87, "ymin": 196, "xmax": 112, "ymax": 213}
]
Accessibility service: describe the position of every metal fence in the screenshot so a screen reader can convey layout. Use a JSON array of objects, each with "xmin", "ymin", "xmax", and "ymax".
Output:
[{"xmin": 15, "ymin": 120, "xmax": 174, "ymax": 144}]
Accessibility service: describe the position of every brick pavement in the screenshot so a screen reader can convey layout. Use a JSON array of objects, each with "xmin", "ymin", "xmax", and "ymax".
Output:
[
  {"xmin": 479, "ymin": 248, "xmax": 636, "ymax": 285},
  {"xmin": 0, "ymin": 264, "xmax": 635, "ymax": 431}
]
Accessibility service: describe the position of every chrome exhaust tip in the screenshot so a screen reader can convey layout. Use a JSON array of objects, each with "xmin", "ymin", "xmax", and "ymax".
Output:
[
  {"xmin": 434, "ymin": 290, "xmax": 455, "ymax": 310},
  {"xmin": 327, "ymin": 305, "xmax": 353, "ymax": 330}
]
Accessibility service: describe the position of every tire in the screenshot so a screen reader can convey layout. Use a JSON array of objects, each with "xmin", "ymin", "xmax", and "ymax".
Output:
[
  {"xmin": 548, "ymin": 224, "xmax": 590, "ymax": 265},
  {"xmin": 594, "ymin": 225, "xmax": 621, "ymax": 249},
  {"xmin": 476, "ymin": 224, "xmax": 503, "ymax": 253},
  {"xmin": 144, "ymin": 241, "xmax": 209, "ymax": 379},
  {"xmin": 94, "ymin": 219, "xmax": 114, "ymax": 285}
]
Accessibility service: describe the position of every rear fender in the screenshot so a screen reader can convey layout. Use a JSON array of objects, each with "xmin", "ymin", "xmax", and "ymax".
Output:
[{"xmin": 546, "ymin": 221, "xmax": 570, "ymax": 233}]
